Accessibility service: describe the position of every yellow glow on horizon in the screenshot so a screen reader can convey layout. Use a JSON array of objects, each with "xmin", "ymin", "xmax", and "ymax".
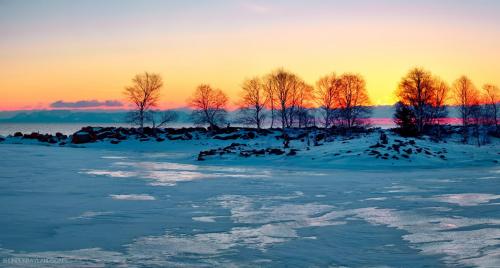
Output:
[{"xmin": 1, "ymin": 2, "xmax": 499, "ymax": 110}]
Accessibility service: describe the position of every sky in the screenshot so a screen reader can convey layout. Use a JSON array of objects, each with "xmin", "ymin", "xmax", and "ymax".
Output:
[{"xmin": 1, "ymin": 0, "xmax": 499, "ymax": 110}]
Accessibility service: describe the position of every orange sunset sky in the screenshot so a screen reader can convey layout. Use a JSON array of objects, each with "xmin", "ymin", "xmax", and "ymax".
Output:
[{"xmin": 1, "ymin": 0, "xmax": 499, "ymax": 110}]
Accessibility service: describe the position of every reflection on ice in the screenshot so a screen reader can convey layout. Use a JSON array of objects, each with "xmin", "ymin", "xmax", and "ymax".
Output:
[
  {"xmin": 81, "ymin": 160, "xmax": 271, "ymax": 186},
  {"xmin": 69, "ymin": 211, "xmax": 114, "ymax": 220},
  {"xmin": 81, "ymin": 169, "xmax": 136, "ymax": 178},
  {"xmin": 110, "ymin": 194, "xmax": 155, "ymax": 201},
  {"xmin": 403, "ymin": 193, "xmax": 500, "ymax": 207},
  {"xmin": 352, "ymin": 207, "xmax": 500, "ymax": 267}
]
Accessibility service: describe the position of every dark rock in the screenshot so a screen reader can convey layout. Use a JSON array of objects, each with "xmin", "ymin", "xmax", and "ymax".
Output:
[
  {"xmin": 392, "ymin": 144, "xmax": 401, "ymax": 153},
  {"xmin": 212, "ymin": 127, "xmax": 238, "ymax": 135},
  {"xmin": 14, "ymin": 132, "xmax": 23, "ymax": 137},
  {"xmin": 370, "ymin": 142, "xmax": 385, "ymax": 148},
  {"xmin": 287, "ymin": 149, "xmax": 299, "ymax": 156},
  {"xmin": 254, "ymin": 149, "xmax": 266, "ymax": 155},
  {"xmin": 142, "ymin": 127, "xmax": 154, "ymax": 136},
  {"xmin": 401, "ymin": 154, "xmax": 410, "ymax": 159},
  {"xmin": 0, "ymin": 136, "xmax": 5, "ymax": 142},
  {"xmin": 139, "ymin": 138, "xmax": 150, "ymax": 142},
  {"xmin": 213, "ymin": 134, "xmax": 241, "ymax": 140},
  {"xmin": 408, "ymin": 140, "xmax": 416, "ymax": 145},
  {"xmin": 23, "ymin": 132, "xmax": 40, "ymax": 139},
  {"xmin": 239, "ymin": 151, "xmax": 251, "ymax": 157},
  {"xmin": 198, "ymin": 149, "xmax": 218, "ymax": 160},
  {"xmin": 241, "ymin": 132, "xmax": 256, "ymax": 139},
  {"xmin": 267, "ymin": 148, "xmax": 285, "ymax": 155},
  {"xmin": 115, "ymin": 134, "xmax": 127, "ymax": 140},
  {"xmin": 156, "ymin": 137, "xmax": 165, "ymax": 142},
  {"xmin": 72, "ymin": 131, "xmax": 93, "ymax": 144},
  {"xmin": 315, "ymin": 133, "xmax": 325, "ymax": 142},
  {"xmin": 110, "ymin": 140, "xmax": 120, "ymax": 144},
  {"xmin": 55, "ymin": 132, "xmax": 68, "ymax": 140},
  {"xmin": 96, "ymin": 131, "xmax": 114, "ymax": 140},
  {"xmin": 403, "ymin": 148, "xmax": 412, "ymax": 154}
]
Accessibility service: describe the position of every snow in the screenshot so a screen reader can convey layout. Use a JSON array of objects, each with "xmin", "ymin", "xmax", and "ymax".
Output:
[{"xmin": 0, "ymin": 131, "xmax": 499, "ymax": 267}]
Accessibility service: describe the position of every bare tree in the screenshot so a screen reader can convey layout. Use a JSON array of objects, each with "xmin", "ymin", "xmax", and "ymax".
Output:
[
  {"xmin": 482, "ymin": 84, "xmax": 499, "ymax": 130},
  {"xmin": 429, "ymin": 78, "xmax": 450, "ymax": 125},
  {"xmin": 396, "ymin": 68, "xmax": 449, "ymax": 134},
  {"xmin": 237, "ymin": 77, "xmax": 266, "ymax": 129},
  {"xmin": 453, "ymin": 75, "xmax": 480, "ymax": 143},
  {"xmin": 336, "ymin": 73, "xmax": 372, "ymax": 128},
  {"xmin": 294, "ymin": 81, "xmax": 314, "ymax": 128},
  {"xmin": 151, "ymin": 110, "xmax": 179, "ymax": 129},
  {"xmin": 189, "ymin": 84, "xmax": 228, "ymax": 129},
  {"xmin": 396, "ymin": 68, "xmax": 433, "ymax": 133},
  {"xmin": 124, "ymin": 72, "xmax": 163, "ymax": 129},
  {"xmin": 262, "ymin": 78, "xmax": 276, "ymax": 128},
  {"xmin": 265, "ymin": 69, "xmax": 300, "ymax": 129},
  {"xmin": 453, "ymin": 76, "xmax": 479, "ymax": 127},
  {"xmin": 315, "ymin": 73, "xmax": 340, "ymax": 128}
]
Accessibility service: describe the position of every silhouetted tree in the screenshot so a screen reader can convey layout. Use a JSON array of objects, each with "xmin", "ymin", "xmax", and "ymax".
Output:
[
  {"xmin": 237, "ymin": 77, "xmax": 266, "ymax": 129},
  {"xmin": 189, "ymin": 84, "xmax": 228, "ymax": 129},
  {"xmin": 429, "ymin": 78, "xmax": 450, "ymax": 125},
  {"xmin": 288, "ymin": 80, "xmax": 313, "ymax": 128},
  {"xmin": 482, "ymin": 84, "xmax": 499, "ymax": 130},
  {"xmin": 124, "ymin": 72, "xmax": 163, "ymax": 130},
  {"xmin": 315, "ymin": 73, "xmax": 340, "ymax": 128},
  {"xmin": 396, "ymin": 68, "xmax": 448, "ymax": 134},
  {"xmin": 265, "ymin": 69, "xmax": 301, "ymax": 129},
  {"xmin": 336, "ymin": 73, "xmax": 372, "ymax": 128},
  {"xmin": 394, "ymin": 101, "xmax": 418, "ymax": 137},
  {"xmin": 263, "ymin": 78, "xmax": 277, "ymax": 128},
  {"xmin": 453, "ymin": 75, "xmax": 480, "ymax": 142}
]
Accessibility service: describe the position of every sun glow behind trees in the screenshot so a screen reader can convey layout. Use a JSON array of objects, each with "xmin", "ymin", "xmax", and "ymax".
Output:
[{"xmin": 1, "ymin": 1, "xmax": 500, "ymax": 110}]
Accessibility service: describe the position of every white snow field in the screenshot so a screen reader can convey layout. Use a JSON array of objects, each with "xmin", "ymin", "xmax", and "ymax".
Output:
[{"xmin": 0, "ymin": 132, "xmax": 499, "ymax": 267}]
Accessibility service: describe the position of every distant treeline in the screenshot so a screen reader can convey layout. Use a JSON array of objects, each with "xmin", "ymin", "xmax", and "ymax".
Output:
[{"xmin": 0, "ymin": 106, "xmax": 464, "ymax": 124}]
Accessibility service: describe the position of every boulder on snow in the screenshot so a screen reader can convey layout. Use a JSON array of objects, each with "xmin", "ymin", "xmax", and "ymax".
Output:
[
  {"xmin": 72, "ymin": 131, "xmax": 93, "ymax": 144},
  {"xmin": 213, "ymin": 134, "xmax": 241, "ymax": 140},
  {"xmin": 267, "ymin": 148, "xmax": 285, "ymax": 155},
  {"xmin": 287, "ymin": 149, "xmax": 299, "ymax": 156},
  {"xmin": 55, "ymin": 132, "xmax": 68, "ymax": 140}
]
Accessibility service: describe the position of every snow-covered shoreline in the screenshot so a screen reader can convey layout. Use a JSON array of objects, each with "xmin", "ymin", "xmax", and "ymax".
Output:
[{"xmin": 1, "ymin": 126, "xmax": 498, "ymax": 170}]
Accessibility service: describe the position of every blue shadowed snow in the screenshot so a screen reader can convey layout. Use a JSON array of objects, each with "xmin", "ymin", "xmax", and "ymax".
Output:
[{"xmin": 0, "ymin": 144, "xmax": 499, "ymax": 267}]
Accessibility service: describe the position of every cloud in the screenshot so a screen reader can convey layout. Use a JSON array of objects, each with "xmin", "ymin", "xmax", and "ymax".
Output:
[{"xmin": 50, "ymin": 100, "xmax": 123, "ymax": 108}]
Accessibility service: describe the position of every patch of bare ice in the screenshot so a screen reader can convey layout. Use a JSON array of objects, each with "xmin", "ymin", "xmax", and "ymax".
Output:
[{"xmin": 110, "ymin": 194, "xmax": 155, "ymax": 201}]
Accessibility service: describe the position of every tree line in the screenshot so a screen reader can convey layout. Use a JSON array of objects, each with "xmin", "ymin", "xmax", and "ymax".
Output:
[
  {"xmin": 123, "ymin": 67, "xmax": 498, "ymax": 141},
  {"xmin": 394, "ymin": 67, "xmax": 498, "ymax": 145}
]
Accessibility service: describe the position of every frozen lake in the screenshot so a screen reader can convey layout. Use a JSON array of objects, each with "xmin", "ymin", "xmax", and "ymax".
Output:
[{"xmin": 0, "ymin": 144, "xmax": 499, "ymax": 267}]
